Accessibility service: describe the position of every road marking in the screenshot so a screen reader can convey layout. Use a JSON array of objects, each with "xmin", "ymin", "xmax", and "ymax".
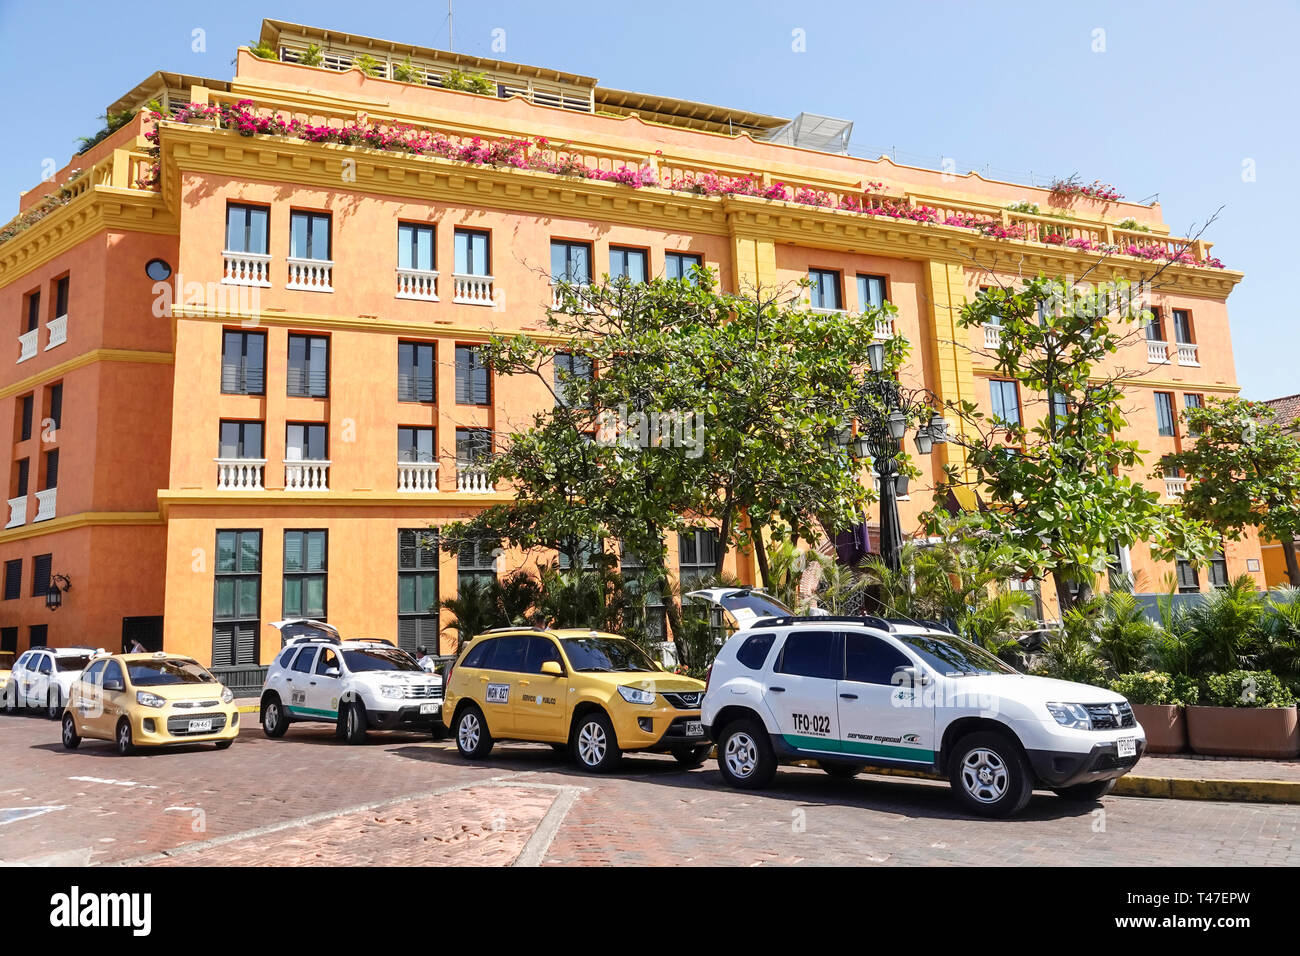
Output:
[
  {"xmin": 512, "ymin": 786, "xmax": 583, "ymax": 867},
  {"xmin": 68, "ymin": 776, "xmax": 157, "ymax": 789},
  {"xmin": 0, "ymin": 806, "xmax": 65, "ymax": 826}
]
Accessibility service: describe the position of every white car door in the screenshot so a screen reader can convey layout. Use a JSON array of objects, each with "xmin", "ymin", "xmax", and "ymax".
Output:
[
  {"xmin": 306, "ymin": 646, "xmax": 343, "ymax": 720},
  {"xmin": 283, "ymin": 646, "xmax": 321, "ymax": 719},
  {"xmin": 761, "ymin": 630, "xmax": 842, "ymax": 757},
  {"xmin": 837, "ymin": 631, "xmax": 936, "ymax": 766},
  {"xmin": 11, "ymin": 652, "xmax": 32, "ymax": 706}
]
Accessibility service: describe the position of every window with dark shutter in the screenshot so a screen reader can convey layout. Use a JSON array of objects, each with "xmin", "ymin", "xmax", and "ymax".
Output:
[
  {"xmin": 455, "ymin": 346, "xmax": 490, "ymax": 405},
  {"xmin": 3, "ymin": 559, "xmax": 21, "ymax": 600},
  {"xmin": 19, "ymin": 395, "xmax": 33, "ymax": 441},
  {"xmin": 457, "ymin": 533, "xmax": 497, "ymax": 590},
  {"xmin": 15, "ymin": 458, "xmax": 29, "ymax": 498},
  {"xmin": 678, "ymin": 529, "xmax": 718, "ymax": 586},
  {"xmin": 32, "ymin": 554, "xmax": 51, "ymax": 597},
  {"xmin": 24, "ymin": 291, "xmax": 40, "ymax": 333},
  {"xmin": 398, "ymin": 529, "xmax": 439, "ymax": 653},
  {"xmin": 43, "ymin": 450, "xmax": 58, "ymax": 491},
  {"xmin": 213, "ymin": 530, "xmax": 261, "ymax": 667},
  {"xmin": 283, "ymin": 530, "xmax": 327, "ymax": 619},
  {"xmin": 47, "ymin": 383, "xmax": 62, "ymax": 431},
  {"xmin": 28, "ymin": 624, "xmax": 47, "ymax": 648},
  {"xmin": 0, "ymin": 627, "xmax": 16, "ymax": 653},
  {"xmin": 398, "ymin": 342, "xmax": 436, "ymax": 403},
  {"xmin": 54, "ymin": 277, "xmax": 69, "ymax": 318},
  {"xmin": 221, "ymin": 331, "xmax": 266, "ymax": 395},
  {"xmin": 287, "ymin": 334, "xmax": 329, "ymax": 397}
]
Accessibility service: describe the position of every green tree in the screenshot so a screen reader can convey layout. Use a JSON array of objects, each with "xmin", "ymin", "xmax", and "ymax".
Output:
[{"xmin": 1168, "ymin": 397, "xmax": 1300, "ymax": 586}]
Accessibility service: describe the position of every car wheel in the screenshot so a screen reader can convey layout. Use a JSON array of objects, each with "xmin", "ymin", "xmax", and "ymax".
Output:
[
  {"xmin": 342, "ymin": 702, "xmax": 368, "ymax": 744},
  {"xmin": 45, "ymin": 689, "xmax": 62, "ymax": 721},
  {"xmin": 61, "ymin": 713, "xmax": 81, "ymax": 750},
  {"xmin": 455, "ymin": 705, "xmax": 493, "ymax": 759},
  {"xmin": 1053, "ymin": 779, "xmax": 1116, "ymax": 802},
  {"xmin": 821, "ymin": 762, "xmax": 864, "ymax": 779},
  {"xmin": 261, "ymin": 696, "xmax": 289, "ymax": 739},
  {"xmin": 214, "ymin": 739, "xmax": 234, "ymax": 750},
  {"xmin": 671, "ymin": 745, "xmax": 711, "ymax": 768},
  {"xmin": 114, "ymin": 719, "xmax": 135, "ymax": 756},
  {"xmin": 716, "ymin": 718, "xmax": 777, "ymax": 789},
  {"xmin": 571, "ymin": 711, "xmax": 621, "ymax": 773},
  {"xmin": 949, "ymin": 731, "xmax": 1033, "ymax": 818}
]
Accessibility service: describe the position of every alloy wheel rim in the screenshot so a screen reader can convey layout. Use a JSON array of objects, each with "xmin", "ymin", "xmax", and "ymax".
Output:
[
  {"xmin": 118, "ymin": 724, "xmax": 129, "ymax": 750},
  {"xmin": 960, "ymin": 748, "xmax": 1009, "ymax": 803},
  {"xmin": 578, "ymin": 721, "xmax": 606, "ymax": 765},
  {"xmin": 267, "ymin": 704, "xmax": 279, "ymax": 730},
  {"xmin": 459, "ymin": 713, "xmax": 480, "ymax": 751},
  {"xmin": 725, "ymin": 732, "xmax": 757, "ymax": 778},
  {"xmin": 62, "ymin": 717, "xmax": 74, "ymax": 746}
]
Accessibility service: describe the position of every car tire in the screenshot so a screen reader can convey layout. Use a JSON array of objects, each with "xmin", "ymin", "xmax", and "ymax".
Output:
[
  {"xmin": 948, "ymin": 730, "xmax": 1033, "ymax": 818},
  {"xmin": 61, "ymin": 713, "xmax": 81, "ymax": 750},
  {"xmin": 46, "ymin": 689, "xmax": 63, "ymax": 721},
  {"xmin": 261, "ymin": 695, "xmax": 289, "ymax": 739},
  {"xmin": 114, "ymin": 718, "xmax": 135, "ymax": 756},
  {"xmin": 571, "ymin": 711, "xmax": 621, "ymax": 773},
  {"xmin": 342, "ymin": 701, "xmax": 368, "ymax": 744},
  {"xmin": 214, "ymin": 739, "xmax": 234, "ymax": 750},
  {"xmin": 716, "ymin": 718, "xmax": 777, "ymax": 790},
  {"xmin": 455, "ymin": 704, "xmax": 494, "ymax": 760},
  {"xmin": 1052, "ymin": 779, "xmax": 1116, "ymax": 802},
  {"xmin": 671, "ymin": 745, "xmax": 711, "ymax": 768},
  {"xmin": 821, "ymin": 762, "xmax": 865, "ymax": 779}
]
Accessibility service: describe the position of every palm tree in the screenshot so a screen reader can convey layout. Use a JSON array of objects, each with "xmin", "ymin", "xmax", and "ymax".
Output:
[
  {"xmin": 1094, "ymin": 591, "xmax": 1159, "ymax": 675},
  {"xmin": 439, "ymin": 577, "xmax": 500, "ymax": 652},
  {"xmin": 1180, "ymin": 574, "xmax": 1265, "ymax": 673}
]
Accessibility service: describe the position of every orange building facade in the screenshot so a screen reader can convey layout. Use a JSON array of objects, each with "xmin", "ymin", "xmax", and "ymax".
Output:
[{"xmin": 0, "ymin": 19, "xmax": 1259, "ymax": 675}]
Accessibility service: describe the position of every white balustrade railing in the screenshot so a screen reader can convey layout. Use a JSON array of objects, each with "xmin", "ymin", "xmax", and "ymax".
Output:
[
  {"xmin": 873, "ymin": 317, "xmax": 893, "ymax": 339},
  {"xmin": 397, "ymin": 461, "xmax": 441, "ymax": 492},
  {"xmin": 222, "ymin": 250, "xmax": 272, "ymax": 287},
  {"xmin": 396, "ymin": 267, "xmax": 439, "ymax": 300},
  {"xmin": 284, "ymin": 459, "xmax": 330, "ymax": 491},
  {"xmin": 1164, "ymin": 476, "xmax": 1187, "ymax": 498},
  {"xmin": 215, "ymin": 458, "xmax": 266, "ymax": 491},
  {"xmin": 1147, "ymin": 340, "xmax": 1170, "ymax": 364},
  {"xmin": 45, "ymin": 314, "xmax": 67, "ymax": 350},
  {"xmin": 984, "ymin": 325, "xmax": 1002, "ymax": 349},
  {"xmin": 1176, "ymin": 342, "xmax": 1199, "ymax": 366},
  {"xmin": 5, "ymin": 496, "xmax": 26, "ymax": 529},
  {"xmin": 17, "ymin": 329, "xmax": 38, "ymax": 363},
  {"xmin": 453, "ymin": 273, "xmax": 495, "ymax": 305},
  {"xmin": 33, "ymin": 488, "xmax": 56, "ymax": 522},
  {"xmin": 456, "ymin": 464, "xmax": 495, "ymax": 493},
  {"xmin": 286, "ymin": 257, "xmax": 333, "ymax": 292}
]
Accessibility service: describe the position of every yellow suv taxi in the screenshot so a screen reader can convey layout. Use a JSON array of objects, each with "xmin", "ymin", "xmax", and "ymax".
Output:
[
  {"xmin": 444, "ymin": 628, "xmax": 709, "ymax": 771},
  {"xmin": 61, "ymin": 653, "xmax": 239, "ymax": 755}
]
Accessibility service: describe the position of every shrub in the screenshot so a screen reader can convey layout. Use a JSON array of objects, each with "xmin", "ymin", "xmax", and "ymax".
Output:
[
  {"xmin": 1171, "ymin": 674, "xmax": 1199, "ymax": 706},
  {"xmin": 352, "ymin": 53, "xmax": 383, "ymax": 77},
  {"xmin": 1110, "ymin": 671, "xmax": 1174, "ymax": 706},
  {"xmin": 299, "ymin": 43, "xmax": 324, "ymax": 67},
  {"xmin": 443, "ymin": 68, "xmax": 496, "ymax": 96},
  {"xmin": 248, "ymin": 41, "xmax": 279, "ymax": 60},
  {"xmin": 1204, "ymin": 670, "xmax": 1295, "ymax": 708},
  {"xmin": 392, "ymin": 57, "xmax": 421, "ymax": 83}
]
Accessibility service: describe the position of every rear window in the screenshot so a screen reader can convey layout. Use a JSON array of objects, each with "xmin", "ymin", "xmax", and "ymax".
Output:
[
  {"xmin": 461, "ymin": 640, "xmax": 495, "ymax": 669},
  {"xmin": 54, "ymin": 655, "xmax": 92, "ymax": 672},
  {"xmin": 735, "ymin": 632, "xmax": 775, "ymax": 670}
]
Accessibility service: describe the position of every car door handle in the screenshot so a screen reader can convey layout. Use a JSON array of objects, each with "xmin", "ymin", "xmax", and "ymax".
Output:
[
  {"xmin": 519, "ymin": 679, "xmax": 531, "ymax": 686},
  {"xmin": 309, "ymin": 681, "xmax": 317, "ymax": 686},
  {"xmin": 769, "ymin": 687, "xmax": 786, "ymax": 693},
  {"xmin": 840, "ymin": 693, "xmax": 858, "ymax": 700},
  {"xmin": 285, "ymin": 677, "xmax": 293, "ymax": 683}
]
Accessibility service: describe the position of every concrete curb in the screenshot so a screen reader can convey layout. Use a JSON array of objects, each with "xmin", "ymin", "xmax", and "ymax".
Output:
[{"xmin": 1113, "ymin": 775, "xmax": 1300, "ymax": 804}]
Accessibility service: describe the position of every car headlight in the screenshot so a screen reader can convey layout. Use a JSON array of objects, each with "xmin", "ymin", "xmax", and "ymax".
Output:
[
  {"xmin": 1046, "ymin": 702, "xmax": 1091, "ymax": 729},
  {"xmin": 380, "ymin": 685, "xmax": 403, "ymax": 699},
  {"xmin": 617, "ymin": 685, "xmax": 656, "ymax": 705},
  {"xmin": 136, "ymin": 691, "xmax": 167, "ymax": 709},
  {"xmin": 221, "ymin": 686, "xmax": 234, "ymax": 704}
]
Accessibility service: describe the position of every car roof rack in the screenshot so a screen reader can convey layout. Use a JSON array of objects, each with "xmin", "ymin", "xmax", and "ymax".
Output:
[
  {"xmin": 751, "ymin": 615, "xmax": 896, "ymax": 631},
  {"xmin": 285, "ymin": 634, "xmax": 343, "ymax": 646},
  {"xmin": 478, "ymin": 626, "xmax": 549, "ymax": 634},
  {"xmin": 885, "ymin": 618, "xmax": 958, "ymax": 635}
]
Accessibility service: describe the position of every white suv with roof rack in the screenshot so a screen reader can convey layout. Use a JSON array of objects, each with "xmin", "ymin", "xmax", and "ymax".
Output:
[
  {"xmin": 702, "ymin": 616, "xmax": 1146, "ymax": 817},
  {"xmin": 4, "ymin": 646, "xmax": 100, "ymax": 719},
  {"xmin": 259, "ymin": 630, "xmax": 444, "ymax": 744}
]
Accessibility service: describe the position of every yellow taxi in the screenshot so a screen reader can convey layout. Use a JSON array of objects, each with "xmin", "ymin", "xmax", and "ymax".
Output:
[
  {"xmin": 61, "ymin": 652, "xmax": 240, "ymax": 755},
  {"xmin": 444, "ymin": 627, "xmax": 709, "ymax": 771}
]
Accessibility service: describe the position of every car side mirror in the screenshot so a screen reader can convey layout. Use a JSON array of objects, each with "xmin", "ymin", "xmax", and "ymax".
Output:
[
  {"xmin": 540, "ymin": 660, "xmax": 563, "ymax": 676},
  {"xmin": 324, "ymin": 667, "xmax": 340, "ymax": 678},
  {"xmin": 102, "ymin": 679, "xmax": 124, "ymax": 692},
  {"xmin": 893, "ymin": 666, "xmax": 929, "ymax": 688}
]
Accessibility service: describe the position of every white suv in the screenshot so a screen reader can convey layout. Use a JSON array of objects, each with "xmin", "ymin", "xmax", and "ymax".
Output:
[
  {"xmin": 259, "ymin": 636, "xmax": 444, "ymax": 743},
  {"xmin": 702, "ymin": 617, "xmax": 1146, "ymax": 817},
  {"xmin": 4, "ymin": 647, "xmax": 99, "ymax": 719}
]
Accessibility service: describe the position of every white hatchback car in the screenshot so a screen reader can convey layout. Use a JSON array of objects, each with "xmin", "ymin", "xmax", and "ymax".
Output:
[
  {"xmin": 259, "ymin": 636, "xmax": 444, "ymax": 743},
  {"xmin": 4, "ymin": 646, "xmax": 99, "ymax": 719},
  {"xmin": 702, "ymin": 616, "xmax": 1146, "ymax": 817}
]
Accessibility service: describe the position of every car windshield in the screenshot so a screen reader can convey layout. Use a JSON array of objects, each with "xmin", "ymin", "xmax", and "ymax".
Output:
[
  {"xmin": 128, "ymin": 659, "xmax": 218, "ymax": 685},
  {"xmin": 561, "ymin": 637, "xmax": 657, "ymax": 673},
  {"xmin": 54, "ymin": 655, "xmax": 92, "ymax": 672},
  {"xmin": 342, "ymin": 648, "xmax": 423, "ymax": 672},
  {"xmin": 895, "ymin": 633, "xmax": 1018, "ymax": 677}
]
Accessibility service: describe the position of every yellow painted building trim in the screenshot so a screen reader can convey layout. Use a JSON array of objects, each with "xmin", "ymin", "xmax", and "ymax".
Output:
[
  {"xmin": 170, "ymin": 306, "xmax": 569, "ymax": 343},
  {"xmin": 0, "ymin": 349, "xmax": 175, "ymax": 401},
  {"xmin": 0, "ymin": 511, "xmax": 164, "ymax": 545},
  {"xmin": 158, "ymin": 490, "xmax": 516, "ymax": 516},
  {"xmin": 969, "ymin": 364, "xmax": 1242, "ymax": 393},
  {"xmin": 922, "ymin": 259, "xmax": 974, "ymax": 478}
]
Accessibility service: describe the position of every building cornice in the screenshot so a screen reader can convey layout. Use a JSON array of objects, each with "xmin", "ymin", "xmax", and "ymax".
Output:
[
  {"xmin": 0, "ymin": 349, "xmax": 174, "ymax": 401},
  {"xmin": 0, "ymin": 510, "xmax": 164, "ymax": 545},
  {"xmin": 969, "ymin": 363, "xmax": 1242, "ymax": 393},
  {"xmin": 157, "ymin": 489, "xmax": 515, "ymax": 518},
  {"xmin": 170, "ymin": 305, "xmax": 570, "ymax": 343}
]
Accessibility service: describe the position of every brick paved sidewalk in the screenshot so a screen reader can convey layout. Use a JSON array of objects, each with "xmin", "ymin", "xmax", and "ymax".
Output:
[{"xmin": 1135, "ymin": 753, "xmax": 1300, "ymax": 782}]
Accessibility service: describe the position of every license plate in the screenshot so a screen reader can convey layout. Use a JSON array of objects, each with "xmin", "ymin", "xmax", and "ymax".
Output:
[
  {"xmin": 419, "ymin": 703, "xmax": 439, "ymax": 715},
  {"xmin": 685, "ymin": 721, "xmax": 704, "ymax": 737},
  {"xmin": 188, "ymin": 719, "xmax": 214, "ymax": 734},
  {"xmin": 1117, "ymin": 736, "xmax": 1136, "ymax": 758}
]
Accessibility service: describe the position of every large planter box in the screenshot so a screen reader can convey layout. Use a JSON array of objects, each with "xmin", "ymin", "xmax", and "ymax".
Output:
[
  {"xmin": 1186, "ymin": 705, "xmax": 1300, "ymax": 758},
  {"xmin": 1131, "ymin": 703, "xmax": 1187, "ymax": 754}
]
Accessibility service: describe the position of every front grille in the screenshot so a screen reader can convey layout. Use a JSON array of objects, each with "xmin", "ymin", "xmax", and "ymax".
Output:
[
  {"xmin": 401, "ymin": 683, "xmax": 443, "ymax": 700},
  {"xmin": 661, "ymin": 692, "xmax": 702, "ymax": 710},
  {"xmin": 173, "ymin": 699, "xmax": 220, "ymax": 709},
  {"xmin": 165, "ymin": 712, "xmax": 228, "ymax": 736},
  {"xmin": 1085, "ymin": 702, "xmax": 1136, "ymax": 730}
]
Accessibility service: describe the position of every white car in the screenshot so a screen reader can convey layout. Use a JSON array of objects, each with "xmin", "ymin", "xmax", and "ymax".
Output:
[
  {"xmin": 701, "ymin": 616, "xmax": 1145, "ymax": 817},
  {"xmin": 4, "ymin": 646, "xmax": 99, "ymax": 719},
  {"xmin": 259, "ymin": 635, "xmax": 444, "ymax": 743}
]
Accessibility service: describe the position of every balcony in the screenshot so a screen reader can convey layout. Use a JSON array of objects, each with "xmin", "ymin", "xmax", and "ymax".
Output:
[
  {"xmin": 456, "ymin": 464, "xmax": 495, "ymax": 493},
  {"xmin": 1147, "ymin": 340, "xmax": 1170, "ymax": 365},
  {"xmin": 286, "ymin": 257, "xmax": 333, "ymax": 292},
  {"xmin": 453, "ymin": 274, "xmax": 494, "ymax": 305},
  {"xmin": 5, "ymin": 496, "xmax": 26, "ymax": 529},
  {"xmin": 397, "ymin": 461, "xmax": 441, "ymax": 493},
  {"xmin": 215, "ymin": 458, "xmax": 266, "ymax": 491},
  {"xmin": 1176, "ymin": 342, "xmax": 1200, "ymax": 367},
  {"xmin": 984, "ymin": 325, "xmax": 1002, "ymax": 349},
  {"xmin": 396, "ymin": 267, "xmax": 439, "ymax": 301},
  {"xmin": 45, "ymin": 314, "xmax": 67, "ymax": 350},
  {"xmin": 1164, "ymin": 476, "xmax": 1187, "ymax": 498},
  {"xmin": 283, "ymin": 459, "xmax": 330, "ymax": 492},
  {"xmin": 17, "ymin": 329, "xmax": 37, "ymax": 363},
  {"xmin": 872, "ymin": 317, "xmax": 893, "ymax": 340},
  {"xmin": 222, "ymin": 250, "xmax": 272, "ymax": 287},
  {"xmin": 33, "ymin": 488, "xmax": 56, "ymax": 522}
]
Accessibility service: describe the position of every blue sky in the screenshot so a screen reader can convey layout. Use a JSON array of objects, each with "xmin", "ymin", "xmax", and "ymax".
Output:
[{"xmin": 1, "ymin": 0, "xmax": 1295, "ymax": 399}]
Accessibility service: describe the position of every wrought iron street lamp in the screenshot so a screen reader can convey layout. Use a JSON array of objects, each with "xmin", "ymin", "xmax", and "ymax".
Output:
[{"xmin": 45, "ymin": 573, "xmax": 71, "ymax": 611}]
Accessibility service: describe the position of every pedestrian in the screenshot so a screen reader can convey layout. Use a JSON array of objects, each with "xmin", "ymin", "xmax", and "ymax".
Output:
[
  {"xmin": 416, "ymin": 645, "xmax": 436, "ymax": 672},
  {"xmin": 128, "ymin": 639, "xmax": 145, "ymax": 653}
]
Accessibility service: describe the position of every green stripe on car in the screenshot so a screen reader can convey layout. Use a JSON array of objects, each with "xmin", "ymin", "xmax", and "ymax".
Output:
[{"xmin": 783, "ymin": 734, "xmax": 935, "ymax": 763}]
